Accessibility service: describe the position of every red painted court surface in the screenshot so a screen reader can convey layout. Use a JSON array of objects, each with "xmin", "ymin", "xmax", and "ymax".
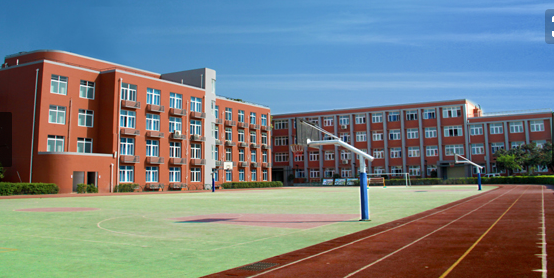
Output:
[{"xmin": 206, "ymin": 185, "xmax": 553, "ymax": 277}]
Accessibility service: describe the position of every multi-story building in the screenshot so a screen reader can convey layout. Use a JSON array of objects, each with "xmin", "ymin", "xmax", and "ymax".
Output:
[
  {"xmin": 0, "ymin": 50, "xmax": 271, "ymax": 193},
  {"xmin": 271, "ymin": 99, "xmax": 552, "ymax": 183}
]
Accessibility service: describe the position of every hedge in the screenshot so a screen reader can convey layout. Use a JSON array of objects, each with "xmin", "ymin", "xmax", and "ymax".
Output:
[
  {"xmin": 77, "ymin": 184, "xmax": 98, "ymax": 194},
  {"xmin": 0, "ymin": 182, "xmax": 59, "ymax": 196},
  {"xmin": 114, "ymin": 183, "xmax": 140, "ymax": 192},
  {"xmin": 221, "ymin": 181, "xmax": 283, "ymax": 189},
  {"xmin": 384, "ymin": 176, "xmax": 554, "ymax": 186}
]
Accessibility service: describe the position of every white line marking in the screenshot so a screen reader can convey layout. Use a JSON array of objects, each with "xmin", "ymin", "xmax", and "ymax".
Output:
[{"xmin": 540, "ymin": 186, "xmax": 547, "ymax": 278}]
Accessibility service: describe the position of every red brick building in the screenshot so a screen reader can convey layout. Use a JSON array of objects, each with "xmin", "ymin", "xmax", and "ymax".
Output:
[
  {"xmin": 0, "ymin": 50, "xmax": 271, "ymax": 193},
  {"xmin": 271, "ymin": 100, "xmax": 552, "ymax": 183}
]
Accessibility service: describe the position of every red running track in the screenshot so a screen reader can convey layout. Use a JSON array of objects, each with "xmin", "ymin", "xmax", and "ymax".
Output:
[{"xmin": 205, "ymin": 185, "xmax": 553, "ymax": 278}]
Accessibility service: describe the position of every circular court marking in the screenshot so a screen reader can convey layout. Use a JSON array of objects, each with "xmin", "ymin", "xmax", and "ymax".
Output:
[{"xmin": 15, "ymin": 207, "xmax": 100, "ymax": 212}]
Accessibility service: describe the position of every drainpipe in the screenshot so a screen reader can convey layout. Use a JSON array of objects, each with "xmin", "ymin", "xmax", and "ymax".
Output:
[
  {"xmin": 116, "ymin": 78, "xmax": 122, "ymax": 192},
  {"xmin": 67, "ymin": 98, "xmax": 72, "ymax": 151},
  {"xmin": 29, "ymin": 68, "xmax": 39, "ymax": 182},
  {"xmin": 110, "ymin": 163, "xmax": 114, "ymax": 193}
]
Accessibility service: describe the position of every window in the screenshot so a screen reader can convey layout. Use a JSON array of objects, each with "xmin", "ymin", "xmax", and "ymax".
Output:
[
  {"xmin": 120, "ymin": 138, "xmax": 134, "ymax": 155},
  {"xmin": 391, "ymin": 166, "xmax": 403, "ymax": 175},
  {"xmin": 310, "ymin": 169, "xmax": 320, "ymax": 178},
  {"xmin": 170, "ymin": 142, "xmax": 181, "ymax": 158},
  {"xmin": 409, "ymin": 166, "xmax": 420, "ymax": 176},
  {"xmin": 191, "ymin": 97, "xmax": 202, "ymax": 112},
  {"xmin": 50, "ymin": 75, "xmax": 67, "ymax": 95},
  {"xmin": 372, "ymin": 113, "xmax": 383, "ymax": 123},
  {"xmin": 340, "ymin": 133, "xmax": 350, "ymax": 142},
  {"xmin": 146, "ymin": 114, "xmax": 160, "ymax": 131},
  {"xmin": 47, "ymin": 135, "xmax": 64, "ymax": 152},
  {"xmin": 225, "ymin": 108, "xmax": 232, "ymax": 120},
  {"xmin": 119, "ymin": 166, "xmax": 133, "ymax": 182},
  {"xmin": 356, "ymin": 132, "xmax": 367, "ymax": 142},
  {"xmin": 355, "ymin": 114, "xmax": 366, "ymax": 124},
  {"xmin": 491, "ymin": 142, "xmax": 504, "ymax": 154},
  {"xmin": 225, "ymin": 128, "xmax": 232, "ymax": 141},
  {"xmin": 120, "ymin": 110, "xmax": 136, "ymax": 128},
  {"xmin": 374, "ymin": 167, "xmax": 384, "ymax": 175},
  {"xmin": 537, "ymin": 165, "xmax": 549, "ymax": 172},
  {"xmin": 426, "ymin": 146, "xmax": 438, "ymax": 157},
  {"xmin": 425, "ymin": 127, "xmax": 437, "ymax": 138},
  {"xmin": 215, "ymin": 105, "xmax": 219, "ymax": 119},
  {"xmin": 170, "ymin": 167, "xmax": 181, "ymax": 182},
  {"xmin": 372, "ymin": 131, "xmax": 383, "ymax": 141},
  {"xmin": 251, "ymin": 150, "xmax": 257, "ymax": 162},
  {"xmin": 373, "ymin": 149, "xmax": 384, "ymax": 159},
  {"xmin": 48, "ymin": 105, "xmax": 66, "ymax": 124},
  {"xmin": 389, "ymin": 130, "xmax": 401, "ymax": 140},
  {"xmin": 263, "ymin": 169, "xmax": 268, "ymax": 181},
  {"xmin": 294, "ymin": 153, "xmax": 304, "ymax": 162},
  {"xmin": 511, "ymin": 141, "xmax": 524, "ymax": 149},
  {"xmin": 442, "ymin": 107, "xmax": 461, "ymax": 118},
  {"xmin": 445, "ymin": 144, "xmax": 464, "ymax": 156},
  {"xmin": 121, "ymin": 83, "xmax": 137, "ymax": 101},
  {"xmin": 423, "ymin": 109, "xmax": 436, "ymax": 119},
  {"xmin": 261, "ymin": 114, "xmax": 267, "ymax": 126},
  {"xmin": 275, "ymin": 136, "xmax": 289, "ymax": 146},
  {"xmin": 79, "ymin": 80, "xmax": 94, "ymax": 99},
  {"xmin": 325, "ymin": 168, "xmax": 335, "ymax": 178},
  {"xmin": 295, "ymin": 169, "xmax": 305, "ymax": 178},
  {"xmin": 169, "ymin": 117, "xmax": 182, "ymax": 133},
  {"xmin": 191, "ymin": 168, "xmax": 201, "ymax": 182},
  {"xmin": 226, "ymin": 170, "xmax": 232, "ymax": 181},
  {"xmin": 225, "ymin": 148, "xmax": 232, "ymax": 161},
  {"xmin": 251, "ymin": 169, "xmax": 257, "ymax": 181},
  {"xmin": 509, "ymin": 122, "xmax": 523, "ymax": 133},
  {"xmin": 191, "ymin": 144, "xmax": 201, "ymax": 159},
  {"xmin": 238, "ymin": 110, "xmax": 245, "ymax": 122},
  {"xmin": 146, "ymin": 88, "xmax": 161, "ymax": 105},
  {"xmin": 390, "ymin": 148, "xmax": 402, "ymax": 158},
  {"xmin": 325, "ymin": 151, "xmax": 335, "ymax": 160},
  {"xmin": 471, "ymin": 143, "xmax": 484, "ymax": 155},
  {"xmin": 324, "ymin": 116, "xmax": 334, "ymax": 126},
  {"xmin": 427, "ymin": 165, "xmax": 437, "ymax": 176},
  {"xmin": 341, "ymin": 168, "xmax": 352, "ymax": 178},
  {"xmin": 339, "ymin": 115, "xmax": 349, "ymax": 125},
  {"xmin": 250, "ymin": 131, "xmax": 256, "ymax": 143},
  {"xmin": 250, "ymin": 112, "xmax": 256, "ymax": 125},
  {"xmin": 388, "ymin": 112, "xmax": 399, "ymax": 122},
  {"xmin": 275, "ymin": 153, "xmax": 289, "ymax": 162},
  {"xmin": 77, "ymin": 138, "xmax": 93, "ymax": 153},
  {"xmin": 408, "ymin": 147, "xmax": 420, "ymax": 157},
  {"xmin": 444, "ymin": 126, "xmax": 463, "ymax": 137},
  {"xmin": 407, "ymin": 128, "xmax": 418, "ymax": 139},
  {"xmin": 238, "ymin": 130, "xmax": 245, "ymax": 142},
  {"xmin": 212, "ymin": 145, "xmax": 219, "ymax": 160},
  {"xmin": 470, "ymin": 125, "xmax": 483, "ymax": 135},
  {"xmin": 213, "ymin": 124, "xmax": 219, "ymax": 139},
  {"xmin": 340, "ymin": 150, "xmax": 351, "ymax": 160},
  {"xmin": 534, "ymin": 140, "xmax": 547, "ymax": 148},
  {"xmin": 146, "ymin": 140, "xmax": 159, "ymax": 157},
  {"xmin": 261, "ymin": 133, "xmax": 267, "ymax": 144},
  {"xmin": 238, "ymin": 149, "xmax": 245, "ymax": 162},
  {"xmin": 274, "ymin": 120, "xmax": 288, "ymax": 129},
  {"xmin": 78, "ymin": 109, "xmax": 94, "ymax": 127},
  {"xmin": 530, "ymin": 120, "xmax": 545, "ymax": 132},
  {"xmin": 262, "ymin": 150, "xmax": 268, "ymax": 163},
  {"xmin": 309, "ymin": 151, "xmax": 319, "ymax": 161},
  {"xmin": 170, "ymin": 93, "xmax": 183, "ymax": 109},
  {"xmin": 239, "ymin": 169, "xmax": 245, "ymax": 181},
  {"xmin": 406, "ymin": 110, "xmax": 418, "ymax": 121},
  {"xmin": 190, "ymin": 120, "xmax": 202, "ymax": 135},
  {"xmin": 490, "ymin": 123, "xmax": 503, "ymax": 134}
]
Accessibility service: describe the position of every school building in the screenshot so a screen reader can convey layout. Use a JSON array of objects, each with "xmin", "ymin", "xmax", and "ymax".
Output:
[
  {"xmin": 0, "ymin": 50, "xmax": 271, "ymax": 193},
  {"xmin": 271, "ymin": 99, "xmax": 552, "ymax": 184}
]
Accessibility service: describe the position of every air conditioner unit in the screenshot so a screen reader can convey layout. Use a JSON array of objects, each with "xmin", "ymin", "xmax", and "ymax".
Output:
[
  {"xmin": 174, "ymin": 130, "xmax": 181, "ymax": 136},
  {"xmin": 341, "ymin": 125, "xmax": 348, "ymax": 129},
  {"xmin": 342, "ymin": 160, "xmax": 349, "ymax": 164}
]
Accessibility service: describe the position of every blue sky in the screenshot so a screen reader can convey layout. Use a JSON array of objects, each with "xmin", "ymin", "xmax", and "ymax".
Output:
[{"xmin": 1, "ymin": 1, "xmax": 552, "ymax": 114}]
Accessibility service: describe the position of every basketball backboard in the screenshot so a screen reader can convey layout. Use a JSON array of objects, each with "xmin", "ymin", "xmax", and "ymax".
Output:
[
  {"xmin": 223, "ymin": 162, "xmax": 233, "ymax": 170},
  {"xmin": 295, "ymin": 118, "xmax": 322, "ymax": 146}
]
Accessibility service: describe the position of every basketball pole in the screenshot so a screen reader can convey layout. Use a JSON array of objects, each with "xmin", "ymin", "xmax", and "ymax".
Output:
[{"xmin": 359, "ymin": 157, "xmax": 370, "ymax": 221}]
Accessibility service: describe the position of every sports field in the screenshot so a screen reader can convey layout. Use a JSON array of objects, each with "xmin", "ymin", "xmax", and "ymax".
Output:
[{"xmin": 0, "ymin": 186, "xmax": 491, "ymax": 277}]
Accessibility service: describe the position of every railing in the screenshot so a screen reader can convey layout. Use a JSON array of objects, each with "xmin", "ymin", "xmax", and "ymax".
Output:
[
  {"xmin": 121, "ymin": 128, "xmax": 140, "ymax": 136},
  {"xmin": 215, "ymin": 160, "xmax": 222, "ymax": 166},
  {"xmin": 238, "ymin": 122, "xmax": 248, "ymax": 128},
  {"xmin": 170, "ymin": 132, "xmax": 187, "ymax": 140},
  {"xmin": 261, "ymin": 144, "xmax": 269, "ymax": 149},
  {"xmin": 190, "ymin": 111, "xmax": 206, "ymax": 119},
  {"xmin": 261, "ymin": 125, "xmax": 269, "ymax": 131},
  {"xmin": 250, "ymin": 162, "xmax": 258, "ymax": 167},
  {"xmin": 146, "ymin": 157, "xmax": 164, "ymax": 164},
  {"xmin": 239, "ymin": 162, "xmax": 248, "ymax": 167},
  {"xmin": 169, "ymin": 158, "xmax": 186, "ymax": 165},
  {"xmin": 225, "ymin": 141, "xmax": 236, "ymax": 146},
  {"xmin": 215, "ymin": 118, "xmax": 223, "ymax": 125},
  {"xmin": 262, "ymin": 162, "xmax": 271, "ymax": 168},
  {"xmin": 250, "ymin": 143, "xmax": 260, "ymax": 148},
  {"xmin": 238, "ymin": 142, "xmax": 248, "ymax": 148},
  {"xmin": 146, "ymin": 131, "xmax": 164, "ymax": 138},
  {"xmin": 190, "ymin": 134, "xmax": 206, "ymax": 142},
  {"xmin": 215, "ymin": 139, "xmax": 222, "ymax": 145},
  {"xmin": 190, "ymin": 159, "xmax": 206, "ymax": 165},
  {"xmin": 121, "ymin": 100, "xmax": 140, "ymax": 109},
  {"xmin": 146, "ymin": 104, "xmax": 165, "ymax": 113},
  {"xmin": 250, "ymin": 124, "xmax": 260, "ymax": 130},
  {"xmin": 481, "ymin": 108, "xmax": 552, "ymax": 117},
  {"xmin": 146, "ymin": 183, "xmax": 164, "ymax": 190},
  {"xmin": 225, "ymin": 120, "xmax": 237, "ymax": 126},
  {"xmin": 120, "ymin": 155, "xmax": 139, "ymax": 163},
  {"xmin": 169, "ymin": 108, "xmax": 186, "ymax": 116},
  {"xmin": 169, "ymin": 183, "xmax": 187, "ymax": 190}
]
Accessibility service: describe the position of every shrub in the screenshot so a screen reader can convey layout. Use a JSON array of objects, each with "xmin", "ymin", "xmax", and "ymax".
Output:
[
  {"xmin": 0, "ymin": 182, "xmax": 59, "ymax": 196},
  {"xmin": 221, "ymin": 181, "xmax": 283, "ymax": 189},
  {"xmin": 77, "ymin": 184, "xmax": 98, "ymax": 194},
  {"xmin": 115, "ymin": 183, "xmax": 140, "ymax": 192},
  {"xmin": 381, "ymin": 176, "xmax": 554, "ymax": 186}
]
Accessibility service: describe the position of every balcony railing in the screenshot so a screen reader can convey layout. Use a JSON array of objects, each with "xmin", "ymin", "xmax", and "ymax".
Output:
[
  {"xmin": 120, "ymin": 155, "xmax": 139, "ymax": 163},
  {"xmin": 190, "ymin": 159, "xmax": 206, "ymax": 165},
  {"xmin": 225, "ymin": 141, "xmax": 236, "ymax": 147},
  {"xmin": 262, "ymin": 162, "xmax": 272, "ymax": 168},
  {"xmin": 215, "ymin": 139, "xmax": 222, "ymax": 145},
  {"xmin": 146, "ymin": 131, "xmax": 164, "ymax": 138},
  {"xmin": 169, "ymin": 108, "xmax": 187, "ymax": 116},
  {"xmin": 146, "ymin": 157, "xmax": 164, "ymax": 164},
  {"xmin": 170, "ymin": 132, "xmax": 187, "ymax": 140},
  {"xmin": 250, "ymin": 143, "xmax": 260, "ymax": 148},
  {"xmin": 169, "ymin": 183, "xmax": 187, "ymax": 190},
  {"xmin": 190, "ymin": 134, "xmax": 206, "ymax": 142},
  {"xmin": 215, "ymin": 118, "xmax": 223, "ymax": 125},
  {"xmin": 238, "ymin": 122, "xmax": 248, "ymax": 128},
  {"xmin": 261, "ymin": 125, "xmax": 269, "ymax": 131},
  {"xmin": 190, "ymin": 111, "xmax": 206, "ymax": 119},
  {"xmin": 121, "ymin": 128, "xmax": 140, "ymax": 136},
  {"xmin": 250, "ymin": 162, "xmax": 258, "ymax": 167},
  {"xmin": 169, "ymin": 158, "xmax": 186, "ymax": 165},
  {"xmin": 250, "ymin": 124, "xmax": 260, "ymax": 130},
  {"xmin": 146, "ymin": 104, "xmax": 165, "ymax": 113},
  {"xmin": 239, "ymin": 161, "xmax": 248, "ymax": 167},
  {"xmin": 225, "ymin": 120, "xmax": 237, "ymax": 126},
  {"xmin": 238, "ymin": 142, "xmax": 247, "ymax": 148},
  {"xmin": 261, "ymin": 144, "xmax": 269, "ymax": 149},
  {"xmin": 215, "ymin": 160, "xmax": 222, "ymax": 166},
  {"xmin": 146, "ymin": 183, "xmax": 164, "ymax": 190},
  {"xmin": 121, "ymin": 100, "xmax": 140, "ymax": 109}
]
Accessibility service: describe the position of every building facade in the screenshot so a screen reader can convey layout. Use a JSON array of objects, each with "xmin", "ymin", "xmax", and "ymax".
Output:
[
  {"xmin": 0, "ymin": 50, "xmax": 271, "ymax": 193},
  {"xmin": 271, "ymin": 99, "xmax": 552, "ymax": 183}
]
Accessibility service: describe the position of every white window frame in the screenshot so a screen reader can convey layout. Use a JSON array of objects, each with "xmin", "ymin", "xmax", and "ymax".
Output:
[
  {"xmin": 388, "ymin": 111, "xmax": 399, "ymax": 122},
  {"xmin": 355, "ymin": 114, "xmax": 366, "ymax": 124},
  {"xmin": 444, "ymin": 126, "xmax": 463, "ymax": 137},
  {"xmin": 169, "ymin": 117, "xmax": 182, "ymax": 133},
  {"xmin": 356, "ymin": 132, "xmax": 367, "ymax": 142},
  {"xmin": 121, "ymin": 83, "xmax": 137, "ymax": 101},
  {"xmin": 426, "ymin": 146, "xmax": 438, "ymax": 157},
  {"xmin": 169, "ymin": 167, "xmax": 181, "ymax": 182},
  {"xmin": 146, "ymin": 140, "xmax": 160, "ymax": 157},
  {"xmin": 119, "ymin": 166, "xmax": 134, "ymax": 183},
  {"xmin": 77, "ymin": 137, "xmax": 93, "ymax": 153},
  {"xmin": 78, "ymin": 109, "xmax": 94, "ymax": 128},
  {"xmin": 471, "ymin": 143, "xmax": 484, "ymax": 155},
  {"xmin": 530, "ymin": 120, "xmax": 545, "ymax": 132},
  {"xmin": 325, "ymin": 151, "xmax": 335, "ymax": 160},
  {"xmin": 190, "ymin": 120, "xmax": 202, "ymax": 135},
  {"xmin": 120, "ymin": 137, "xmax": 135, "ymax": 156},
  {"xmin": 389, "ymin": 130, "xmax": 401, "ymax": 140},
  {"xmin": 170, "ymin": 142, "xmax": 181, "ymax": 158},
  {"xmin": 324, "ymin": 116, "xmax": 334, "ymax": 126},
  {"xmin": 372, "ymin": 131, "xmax": 383, "ymax": 141},
  {"xmin": 423, "ymin": 109, "xmax": 436, "ymax": 119},
  {"xmin": 491, "ymin": 142, "xmax": 505, "ymax": 154},
  {"xmin": 79, "ymin": 80, "xmax": 95, "ymax": 99},
  {"xmin": 146, "ymin": 88, "xmax": 161, "ymax": 105},
  {"xmin": 442, "ymin": 107, "xmax": 461, "ymax": 118},
  {"xmin": 373, "ymin": 149, "xmax": 384, "ymax": 159},
  {"xmin": 191, "ymin": 144, "xmax": 201, "ymax": 159},
  {"xmin": 390, "ymin": 147, "xmax": 402, "ymax": 158},
  {"xmin": 238, "ymin": 110, "xmax": 245, "ymax": 123},
  {"xmin": 170, "ymin": 93, "xmax": 183, "ymax": 109},
  {"xmin": 309, "ymin": 151, "xmax": 319, "ymax": 161},
  {"xmin": 50, "ymin": 75, "xmax": 68, "ymax": 95},
  {"xmin": 275, "ymin": 153, "xmax": 289, "ymax": 162},
  {"xmin": 425, "ymin": 127, "xmax": 437, "ymax": 138},
  {"xmin": 445, "ymin": 144, "xmax": 464, "ymax": 156},
  {"xmin": 250, "ymin": 112, "xmax": 256, "ymax": 125},
  {"xmin": 470, "ymin": 125, "xmax": 483, "ymax": 136},
  {"xmin": 191, "ymin": 168, "xmax": 201, "ymax": 182},
  {"xmin": 406, "ymin": 110, "xmax": 418, "ymax": 121},
  {"xmin": 146, "ymin": 114, "xmax": 160, "ymax": 131},
  {"xmin": 191, "ymin": 97, "xmax": 202, "ymax": 112},
  {"xmin": 372, "ymin": 113, "xmax": 383, "ymax": 123},
  {"xmin": 509, "ymin": 122, "xmax": 523, "ymax": 133},
  {"xmin": 47, "ymin": 135, "xmax": 64, "ymax": 152},
  {"xmin": 489, "ymin": 123, "xmax": 503, "ymax": 134},
  {"xmin": 120, "ymin": 110, "xmax": 136, "ymax": 128},
  {"xmin": 339, "ymin": 115, "xmax": 349, "ymax": 125},
  {"xmin": 407, "ymin": 128, "xmax": 418, "ymax": 139},
  {"xmin": 48, "ymin": 105, "xmax": 66, "ymax": 124},
  {"xmin": 408, "ymin": 147, "xmax": 420, "ymax": 157}
]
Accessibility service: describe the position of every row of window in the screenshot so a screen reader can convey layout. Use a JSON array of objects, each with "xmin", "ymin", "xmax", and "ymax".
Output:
[
  {"xmin": 223, "ymin": 128, "xmax": 268, "ymax": 143},
  {"xmin": 119, "ymin": 166, "xmax": 269, "ymax": 183},
  {"xmin": 224, "ymin": 108, "xmax": 268, "ymax": 126},
  {"xmin": 47, "ymin": 135, "xmax": 92, "ymax": 153},
  {"xmin": 51, "ymin": 75, "xmax": 95, "ymax": 99}
]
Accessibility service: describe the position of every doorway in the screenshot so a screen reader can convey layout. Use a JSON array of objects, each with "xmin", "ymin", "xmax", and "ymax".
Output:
[{"xmin": 72, "ymin": 171, "xmax": 85, "ymax": 192}]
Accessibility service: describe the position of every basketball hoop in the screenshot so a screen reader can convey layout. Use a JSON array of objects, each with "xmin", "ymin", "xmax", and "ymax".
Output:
[{"xmin": 290, "ymin": 144, "xmax": 304, "ymax": 160}]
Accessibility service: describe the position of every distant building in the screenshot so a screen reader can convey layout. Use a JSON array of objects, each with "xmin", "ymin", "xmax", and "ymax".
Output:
[
  {"xmin": 0, "ymin": 50, "xmax": 271, "ymax": 193},
  {"xmin": 271, "ymin": 99, "xmax": 552, "ymax": 183}
]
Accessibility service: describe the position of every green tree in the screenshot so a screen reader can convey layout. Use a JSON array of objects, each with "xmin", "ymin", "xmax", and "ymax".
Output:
[
  {"xmin": 494, "ymin": 154, "xmax": 521, "ymax": 174},
  {"xmin": 494, "ymin": 142, "xmax": 552, "ymax": 175},
  {"xmin": 0, "ymin": 163, "xmax": 4, "ymax": 181}
]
